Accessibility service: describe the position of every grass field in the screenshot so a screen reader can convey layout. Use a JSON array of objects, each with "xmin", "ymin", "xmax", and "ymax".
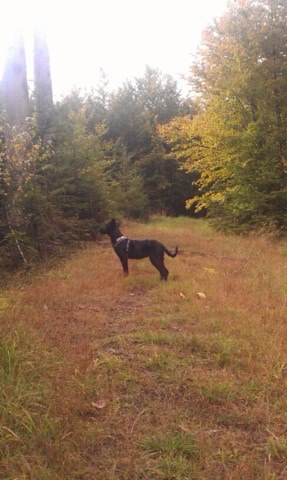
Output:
[{"xmin": 1, "ymin": 216, "xmax": 287, "ymax": 479}]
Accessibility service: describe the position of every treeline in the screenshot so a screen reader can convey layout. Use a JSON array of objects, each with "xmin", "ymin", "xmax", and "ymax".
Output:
[
  {"xmin": 0, "ymin": 56, "xmax": 196, "ymax": 265},
  {"xmin": 161, "ymin": 0, "xmax": 287, "ymax": 233}
]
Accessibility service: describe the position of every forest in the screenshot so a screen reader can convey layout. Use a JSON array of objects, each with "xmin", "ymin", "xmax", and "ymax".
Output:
[{"xmin": 0, "ymin": 0, "xmax": 286, "ymax": 267}]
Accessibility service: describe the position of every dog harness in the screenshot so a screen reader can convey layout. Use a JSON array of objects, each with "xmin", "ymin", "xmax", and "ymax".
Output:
[{"xmin": 114, "ymin": 236, "xmax": 130, "ymax": 253}]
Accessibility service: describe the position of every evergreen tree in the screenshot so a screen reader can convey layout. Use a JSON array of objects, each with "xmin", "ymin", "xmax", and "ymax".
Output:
[
  {"xmin": 1, "ymin": 31, "xmax": 30, "ymax": 126},
  {"xmin": 34, "ymin": 30, "xmax": 54, "ymax": 141},
  {"xmin": 85, "ymin": 69, "xmax": 110, "ymax": 132},
  {"xmin": 136, "ymin": 66, "xmax": 182, "ymax": 123},
  {"xmin": 106, "ymin": 67, "xmax": 194, "ymax": 214}
]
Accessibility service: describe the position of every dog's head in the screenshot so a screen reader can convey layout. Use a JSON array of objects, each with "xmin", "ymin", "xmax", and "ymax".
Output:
[{"xmin": 99, "ymin": 218, "xmax": 117, "ymax": 235}]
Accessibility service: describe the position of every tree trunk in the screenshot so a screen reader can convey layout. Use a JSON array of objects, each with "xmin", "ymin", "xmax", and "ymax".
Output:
[
  {"xmin": 34, "ymin": 30, "xmax": 54, "ymax": 141},
  {"xmin": 1, "ymin": 32, "xmax": 30, "ymax": 126}
]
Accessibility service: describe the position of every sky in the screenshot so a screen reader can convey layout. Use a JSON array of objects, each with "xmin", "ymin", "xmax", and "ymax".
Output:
[{"xmin": 0, "ymin": 0, "xmax": 228, "ymax": 99}]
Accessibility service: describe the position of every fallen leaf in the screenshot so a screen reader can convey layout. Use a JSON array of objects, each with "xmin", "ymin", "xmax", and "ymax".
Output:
[
  {"xmin": 204, "ymin": 267, "xmax": 217, "ymax": 275},
  {"xmin": 91, "ymin": 400, "xmax": 107, "ymax": 410},
  {"xmin": 196, "ymin": 292, "xmax": 206, "ymax": 299},
  {"xmin": 179, "ymin": 423, "xmax": 191, "ymax": 433},
  {"xmin": 179, "ymin": 292, "xmax": 186, "ymax": 299},
  {"xmin": 107, "ymin": 348, "xmax": 117, "ymax": 354}
]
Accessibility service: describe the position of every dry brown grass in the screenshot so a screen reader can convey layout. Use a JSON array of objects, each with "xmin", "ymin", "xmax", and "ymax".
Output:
[{"xmin": 1, "ymin": 216, "xmax": 287, "ymax": 479}]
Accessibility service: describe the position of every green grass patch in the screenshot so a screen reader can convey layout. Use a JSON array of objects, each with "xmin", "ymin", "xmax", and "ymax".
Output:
[
  {"xmin": 199, "ymin": 380, "xmax": 237, "ymax": 403},
  {"xmin": 144, "ymin": 350, "xmax": 175, "ymax": 372},
  {"xmin": 132, "ymin": 331, "xmax": 188, "ymax": 347},
  {"xmin": 266, "ymin": 435, "xmax": 287, "ymax": 459},
  {"xmin": 149, "ymin": 215, "xmax": 211, "ymax": 234},
  {"xmin": 0, "ymin": 293, "xmax": 9, "ymax": 310},
  {"xmin": 0, "ymin": 329, "xmax": 94, "ymax": 479},
  {"xmin": 141, "ymin": 431, "xmax": 199, "ymax": 459},
  {"xmin": 140, "ymin": 431, "xmax": 199, "ymax": 479},
  {"xmin": 199, "ymin": 377, "xmax": 262, "ymax": 405}
]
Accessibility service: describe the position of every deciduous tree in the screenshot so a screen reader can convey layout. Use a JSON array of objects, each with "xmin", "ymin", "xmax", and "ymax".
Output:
[{"xmin": 162, "ymin": 0, "xmax": 287, "ymax": 231}]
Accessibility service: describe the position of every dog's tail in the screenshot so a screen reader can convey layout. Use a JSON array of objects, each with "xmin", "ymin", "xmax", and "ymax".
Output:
[{"xmin": 164, "ymin": 246, "xmax": 178, "ymax": 258}]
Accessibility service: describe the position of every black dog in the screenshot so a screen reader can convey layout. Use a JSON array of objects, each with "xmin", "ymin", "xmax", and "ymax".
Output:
[{"xmin": 99, "ymin": 219, "xmax": 178, "ymax": 280}]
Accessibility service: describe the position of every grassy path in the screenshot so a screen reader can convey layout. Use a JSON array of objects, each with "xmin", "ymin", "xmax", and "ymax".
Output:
[{"xmin": 1, "ymin": 217, "xmax": 287, "ymax": 479}]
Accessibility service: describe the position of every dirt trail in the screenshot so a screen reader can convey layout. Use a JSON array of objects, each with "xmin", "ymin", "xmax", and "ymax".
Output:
[{"xmin": 9, "ymin": 243, "xmax": 154, "ymax": 367}]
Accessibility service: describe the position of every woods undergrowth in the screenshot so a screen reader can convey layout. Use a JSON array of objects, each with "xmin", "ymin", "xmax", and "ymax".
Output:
[{"xmin": 1, "ymin": 217, "xmax": 287, "ymax": 479}]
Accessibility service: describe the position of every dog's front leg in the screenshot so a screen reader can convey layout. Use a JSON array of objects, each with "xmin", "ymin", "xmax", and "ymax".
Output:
[{"xmin": 120, "ymin": 256, "xmax": 129, "ymax": 276}]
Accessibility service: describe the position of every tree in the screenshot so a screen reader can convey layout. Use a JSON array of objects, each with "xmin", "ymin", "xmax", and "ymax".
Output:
[
  {"xmin": 85, "ymin": 69, "xmax": 110, "ymax": 132},
  {"xmin": 105, "ymin": 141, "xmax": 150, "ymax": 219},
  {"xmin": 107, "ymin": 81, "xmax": 152, "ymax": 154},
  {"xmin": 1, "ymin": 32, "xmax": 30, "ymax": 126},
  {"xmin": 136, "ymin": 66, "xmax": 183, "ymax": 123},
  {"xmin": 163, "ymin": 0, "xmax": 287, "ymax": 231},
  {"xmin": 0, "ymin": 120, "xmax": 49, "ymax": 265},
  {"xmin": 33, "ymin": 30, "xmax": 54, "ymax": 141},
  {"xmin": 105, "ymin": 67, "xmax": 195, "ymax": 214},
  {"xmin": 49, "ymin": 93, "xmax": 114, "ymax": 228},
  {"xmin": 0, "ymin": 32, "xmax": 32, "ymax": 264}
]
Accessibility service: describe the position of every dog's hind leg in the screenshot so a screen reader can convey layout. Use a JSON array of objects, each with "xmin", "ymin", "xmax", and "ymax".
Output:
[{"xmin": 149, "ymin": 255, "xmax": 169, "ymax": 280}]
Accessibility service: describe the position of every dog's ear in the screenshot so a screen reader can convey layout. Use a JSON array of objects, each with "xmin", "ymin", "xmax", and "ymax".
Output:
[{"xmin": 111, "ymin": 218, "xmax": 116, "ymax": 226}]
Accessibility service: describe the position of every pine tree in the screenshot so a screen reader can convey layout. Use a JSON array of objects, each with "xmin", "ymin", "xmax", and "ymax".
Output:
[
  {"xmin": 33, "ymin": 30, "xmax": 54, "ymax": 141},
  {"xmin": 1, "ymin": 31, "xmax": 30, "ymax": 126}
]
